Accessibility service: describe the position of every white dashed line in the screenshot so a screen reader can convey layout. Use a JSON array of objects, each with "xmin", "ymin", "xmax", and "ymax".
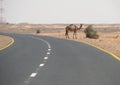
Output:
[
  {"xmin": 48, "ymin": 48, "xmax": 51, "ymax": 51},
  {"xmin": 39, "ymin": 63, "xmax": 45, "ymax": 67},
  {"xmin": 30, "ymin": 73, "xmax": 37, "ymax": 77},
  {"xmin": 30, "ymin": 36, "xmax": 51, "ymax": 49},
  {"xmin": 24, "ymin": 36, "xmax": 52, "ymax": 85},
  {"xmin": 47, "ymin": 52, "xmax": 50, "ymax": 55},
  {"xmin": 44, "ymin": 57, "xmax": 48, "ymax": 60}
]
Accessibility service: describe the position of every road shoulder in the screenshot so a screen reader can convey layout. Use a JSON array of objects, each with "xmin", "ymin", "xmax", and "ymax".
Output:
[{"xmin": 0, "ymin": 35, "xmax": 14, "ymax": 51}]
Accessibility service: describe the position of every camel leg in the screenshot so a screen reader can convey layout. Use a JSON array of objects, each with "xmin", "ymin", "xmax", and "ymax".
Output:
[
  {"xmin": 65, "ymin": 33, "xmax": 68, "ymax": 39},
  {"xmin": 73, "ymin": 31, "xmax": 77, "ymax": 39},
  {"xmin": 67, "ymin": 35, "xmax": 70, "ymax": 39},
  {"xmin": 75, "ymin": 33, "xmax": 77, "ymax": 39},
  {"xmin": 65, "ymin": 30, "xmax": 70, "ymax": 39},
  {"xmin": 73, "ymin": 33, "xmax": 75, "ymax": 39},
  {"xmin": 65, "ymin": 29, "xmax": 69, "ymax": 39},
  {"xmin": 66, "ymin": 33, "xmax": 70, "ymax": 39},
  {"xmin": 65, "ymin": 34, "xmax": 68, "ymax": 39}
]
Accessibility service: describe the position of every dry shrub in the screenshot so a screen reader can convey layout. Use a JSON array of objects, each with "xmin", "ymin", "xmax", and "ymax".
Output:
[
  {"xmin": 36, "ymin": 30, "xmax": 40, "ymax": 34},
  {"xmin": 84, "ymin": 25, "xmax": 99, "ymax": 39}
]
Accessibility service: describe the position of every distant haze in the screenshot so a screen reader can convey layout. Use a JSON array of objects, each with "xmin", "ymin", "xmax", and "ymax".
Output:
[{"xmin": 4, "ymin": 0, "xmax": 120, "ymax": 24}]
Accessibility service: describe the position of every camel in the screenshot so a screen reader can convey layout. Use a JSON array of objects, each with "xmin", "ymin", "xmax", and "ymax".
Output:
[{"xmin": 65, "ymin": 24, "xmax": 83, "ymax": 39}]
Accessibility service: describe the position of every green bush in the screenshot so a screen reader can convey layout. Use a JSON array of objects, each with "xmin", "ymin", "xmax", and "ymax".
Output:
[{"xmin": 84, "ymin": 25, "xmax": 99, "ymax": 39}]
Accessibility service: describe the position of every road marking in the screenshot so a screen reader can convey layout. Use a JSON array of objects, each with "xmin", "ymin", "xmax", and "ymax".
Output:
[
  {"xmin": 80, "ymin": 41, "xmax": 120, "ymax": 61},
  {"xmin": 44, "ymin": 57, "xmax": 48, "ymax": 60},
  {"xmin": 23, "ymin": 36, "xmax": 52, "ymax": 85},
  {"xmin": 30, "ymin": 36, "xmax": 51, "ymax": 48},
  {"xmin": 0, "ymin": 37, "xmax": 14, "ymax": 51},
  {"xmin": 47, "ymin": 52, "xmax": 50, "ymax": 55},
  {"xmin": 48, "ymin": 48, "xmax": 51, "ymax": 51},
  {"xmin": 30, "ymin": 73, "xmax": 37, "ymax": 77},
  {"xmin": 39, "ymin": 63, "xmax": 45, "ymax": 67}
]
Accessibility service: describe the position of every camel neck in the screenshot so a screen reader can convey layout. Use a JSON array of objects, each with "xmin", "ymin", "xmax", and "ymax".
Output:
[{"xmin": 78, "ymin": 24, "xmax": 82, "ymax": 30}]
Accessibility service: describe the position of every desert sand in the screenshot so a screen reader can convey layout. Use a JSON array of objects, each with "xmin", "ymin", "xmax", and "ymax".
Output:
[
  {"xmin": 0, "ymin": 23, "xmax": 120, "ymax": 57},
  {"xmin": 0, "ymin": 35, "xmax": 13, "ymax": 49}
]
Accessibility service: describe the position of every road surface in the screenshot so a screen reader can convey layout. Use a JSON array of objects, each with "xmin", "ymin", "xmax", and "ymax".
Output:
[{"xmin": 0, "ymin": 33, "xmax": 120, "ymax": 85}]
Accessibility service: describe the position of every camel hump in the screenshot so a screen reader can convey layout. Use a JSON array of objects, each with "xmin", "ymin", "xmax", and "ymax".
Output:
[
  {"xmin": 69, "ymin": 24, "xmax": 75, "ymax": 26},
  {"xmin": 69, "ymin": 24, "xmax": 74, "ymax": 26},
  {"xmin": 69, "ymin": 24, "xmax": 76, "ymax": 28}
]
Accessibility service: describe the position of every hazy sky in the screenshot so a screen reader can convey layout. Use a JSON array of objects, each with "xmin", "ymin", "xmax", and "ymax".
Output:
[{"xmin": 3, "ymin": 0, "xmax": 120, "ymax": 24}]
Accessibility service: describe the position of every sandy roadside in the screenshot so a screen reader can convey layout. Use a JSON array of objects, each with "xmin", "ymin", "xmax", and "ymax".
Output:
[{"xmin": 0, "ymin": 35, "xmax": 13, "ymax": 50}]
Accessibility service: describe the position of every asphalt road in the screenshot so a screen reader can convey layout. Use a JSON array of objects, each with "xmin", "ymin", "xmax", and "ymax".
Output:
[{"xmin": 0, "ymin": 34, "xmax": 120, "ymax": 85}]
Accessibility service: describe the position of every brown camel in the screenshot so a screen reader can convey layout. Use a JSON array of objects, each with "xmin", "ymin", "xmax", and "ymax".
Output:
[{"xmin": 65, "ymin": 24, "xmax": 83, "ymax": 39}]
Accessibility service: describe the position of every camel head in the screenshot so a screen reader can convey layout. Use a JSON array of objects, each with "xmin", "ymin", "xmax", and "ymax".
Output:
[{"xmin": 77, "ymin": 24, "xmax": 83, "ymax": 30}]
